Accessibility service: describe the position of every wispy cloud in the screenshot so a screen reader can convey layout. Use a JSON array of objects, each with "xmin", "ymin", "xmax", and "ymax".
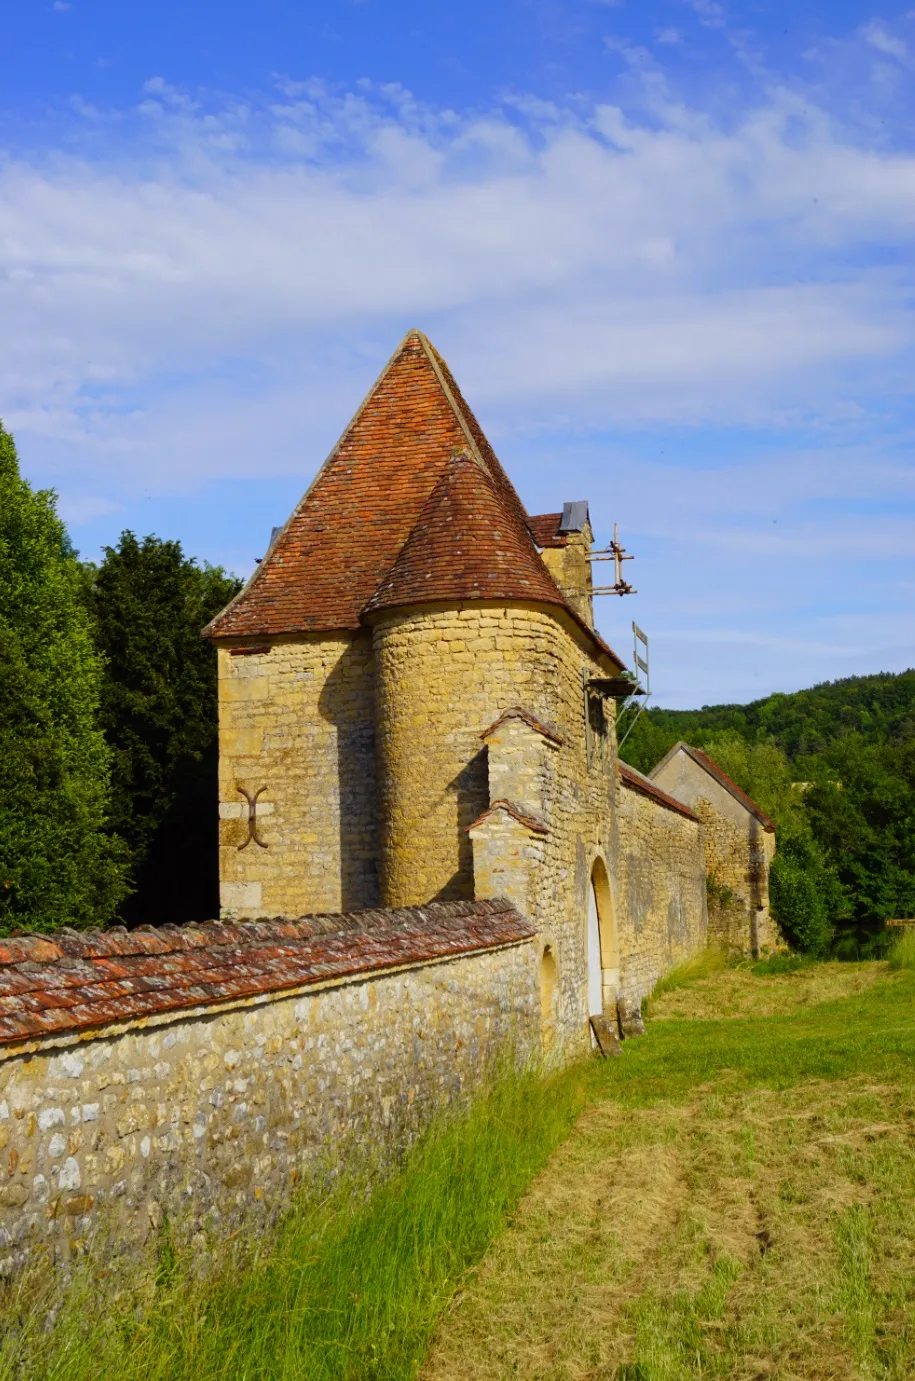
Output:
[
  {"xmin": 2, "ymin": 76, "xmax": 914, "ymax": 487},
  {"xmin": 1, "ymin": 39, "xmax": 913, "ymax": 703},
  {"xmin": 861, "ymin": 19, "xmax": 908, "ymax": 62}
]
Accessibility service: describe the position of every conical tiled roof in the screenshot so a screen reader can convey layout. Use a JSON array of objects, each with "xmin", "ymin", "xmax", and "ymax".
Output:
[
  {"xmin": 363, "ymin": 452, "xmax": 567, "ymax": 616},
  {"xmin": 206, "ymin": 330, "xmax": 531, "ymax": 639},
  {"xmin": 205, "ymin": 330, "xmax": 621, "ymax": 667}
]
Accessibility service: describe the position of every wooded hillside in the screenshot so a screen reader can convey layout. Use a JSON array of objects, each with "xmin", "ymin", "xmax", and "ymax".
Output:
[{"xmin": 620, "ymin": 671, "xmax": 915, "ymax": 950}]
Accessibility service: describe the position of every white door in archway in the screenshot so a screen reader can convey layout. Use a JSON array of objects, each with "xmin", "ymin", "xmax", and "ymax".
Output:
[{"xmin": 587, "ymin": 883, "xmax": 603, "ymax": 1017}]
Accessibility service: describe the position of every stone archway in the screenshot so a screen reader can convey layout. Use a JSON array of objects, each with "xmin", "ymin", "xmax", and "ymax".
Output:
[{"xmin": 587, "ymin": 856, "xmax": 620, "ymax": 1018}]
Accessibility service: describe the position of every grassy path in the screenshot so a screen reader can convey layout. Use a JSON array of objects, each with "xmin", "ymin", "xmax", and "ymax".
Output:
[{"xmin": 423, "ymin": 964, "xmax": 915, "ymax": 1380}]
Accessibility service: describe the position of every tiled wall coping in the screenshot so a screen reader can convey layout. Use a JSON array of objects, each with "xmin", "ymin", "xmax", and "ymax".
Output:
[{"xmin": 0, "ymin": 900, "xmax": 533, "ymax": 1059}]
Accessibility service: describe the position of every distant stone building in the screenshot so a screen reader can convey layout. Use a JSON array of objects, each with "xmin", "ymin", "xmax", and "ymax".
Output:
[{"xmin": 650, "ymin": 741, "xmax": 778, "ymax": 955}]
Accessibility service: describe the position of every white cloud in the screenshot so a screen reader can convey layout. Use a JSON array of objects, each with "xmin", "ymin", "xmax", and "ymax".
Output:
[
  {"xmin": 1, "ymin": 79, "xmax": 915, "ymax": 490},
  {"xmin": 0, "ymin": 70, "xmax": 913, "ymax": 708},
  {"xmin": 861, "ymin": 20, "xmax": 908, "ymax": 62},
  {"xmin": 56, "ymin": 495, "xmax": 122, "ymax": 525}
]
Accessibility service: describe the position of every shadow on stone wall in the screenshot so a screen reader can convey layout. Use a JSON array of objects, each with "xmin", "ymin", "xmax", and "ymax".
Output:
[
  {"xmin": 318, "ymin": 640, "xmax": 380, "ymax": 912},
  {"xmin": 432, "ymin": 749, "xmax": 489, "ymax": 901}
]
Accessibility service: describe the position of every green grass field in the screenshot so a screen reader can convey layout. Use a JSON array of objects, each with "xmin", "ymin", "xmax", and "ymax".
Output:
[
  {"xmin": 426, "ymin": 961, "xmax": 915, "ymax": 1380},
  {"xmin": 3, "ymin": 958, "xmax": 915, "ymax": 1380}
]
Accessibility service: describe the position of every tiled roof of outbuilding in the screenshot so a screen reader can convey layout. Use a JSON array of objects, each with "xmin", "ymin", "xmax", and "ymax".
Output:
[
  {"xmin": 203, "ymin": 331, "xmax": 622, "ymax": 668},
  {"xmin": 619, "ymin": 762, "xmax": 700, "ymax": 822},
  {"xmin": 0, "ymin": 900, "xmax": 533, "ymax": 1051},
  {"xmin": 362, "ymin": 452, "xmax": 568, "ymax": 617},
  {"xmin": 649, "ymin": 742, "xmax": 777, "ymax": 832}
]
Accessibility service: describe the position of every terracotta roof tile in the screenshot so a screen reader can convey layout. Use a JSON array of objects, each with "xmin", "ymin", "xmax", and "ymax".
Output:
[
  {"xmin": 467, "ymin": 800, "xmax": 550, "ymax": 835},
  {"xmin": 0, "ymin": 901, "xmax": 533, "ymax": 1050},
  {"xmin": 204, "ymin": 331, "xmax": 622, "ymax": 669},
  {"xmin": 657, "ymin": 744, "xmax": 777, "ymax": 831},
  {"xmin": 480, "ymin": 706, "xmax": 564, "ymax": 746},
  {"xmin": 619, "ymin": 762, "xmax": 700, "ymax": 821},
  {"xmin": 527, "ymin": 513, "xmax": 568, "ymax": 548},
  {"xmin": 205, "ymin": 332, "xmax": 532, "ymax": 639},
  {"xmin": 362, "ymin": 453, "xmax": 567, "ymax": 616}
]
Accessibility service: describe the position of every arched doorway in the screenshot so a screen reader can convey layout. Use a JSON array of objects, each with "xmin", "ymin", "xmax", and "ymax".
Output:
[
  {"xmin": 587, "ymin": 887, "xmax": 603, "ymax": 1018},
  {"xmin": 587, "ymin": 857, "xmax": 620, "ymax": 1018}
]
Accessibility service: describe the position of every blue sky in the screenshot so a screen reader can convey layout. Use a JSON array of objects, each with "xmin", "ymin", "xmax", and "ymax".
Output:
[{"xmin": 2, "ymin": 0, "xmax": 914, "ymax": 707}]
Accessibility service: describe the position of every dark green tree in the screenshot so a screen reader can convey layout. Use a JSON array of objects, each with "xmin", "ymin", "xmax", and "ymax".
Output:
[
  {"xmin": 768, "ymin": 838, "xmax": 841, "ymax": 957},
  {"xmin": 84, "ymin": 533, "xmax": 241, "ymax": 924},
  {"xmin": 694, "ymin": 733, "xmax": 849, "ymax": 953},
  {"xmin": 0, "ymin": 422, "xmax": 127, "ymax": 933},
  {"xmin": 615, "ymin": 708, "xmax": 677, "ymax": 776},
  {"xmin": 803, "ymin": 739, "xmax": 915, "ymax": 927}
]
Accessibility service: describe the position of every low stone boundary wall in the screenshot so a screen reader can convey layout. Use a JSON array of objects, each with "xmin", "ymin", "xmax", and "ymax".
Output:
[{"xmin": 0, "ymin": 899, "xmax": 537, "ymax": 1275}]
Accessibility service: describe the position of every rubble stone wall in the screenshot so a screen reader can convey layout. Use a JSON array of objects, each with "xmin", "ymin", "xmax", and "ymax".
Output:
[
  {"xmin": 371, "ymin": 599, "xmax": 625, "ymax": 1059},
  {"xmin": 615, "ymin": 780, "xmax": 708, "ymax": 1002},
  {"xmin": 0, "ymin": 940, "xmax": 536, "ymax": 1275},
  {"xmin": 217, "ymin": 632, "xmax": 378, "ymax": 919},
  {"xmin": 651, "ymin": 750, "xmax": 778, "ymax": 956},
  {"xmin": 693, "ymin": 800, "xmax": 778, "ymax": 954}
]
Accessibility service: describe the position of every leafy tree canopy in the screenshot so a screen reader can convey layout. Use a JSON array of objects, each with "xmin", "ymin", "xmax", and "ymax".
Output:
[
  {"xmin": 628, "ymin": 670, "xmax": 915, "ymax": 763},
  {"xmin": 0, "ymin": 422, "xmax": 127, "ymax": 933},
  {"xmin": 83, "ymin": 532, "xmax": 241, "ymax": 924},
  {"xmin": 619, "ymin": 669, "xmax": 915, "ymax": 948}
]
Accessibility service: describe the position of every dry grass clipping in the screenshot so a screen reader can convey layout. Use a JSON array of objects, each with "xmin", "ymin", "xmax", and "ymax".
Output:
[
  {"xmin": 648, "ymin": 960, "xmax": 890, "ymax": 1022},
  {"xmin": 422, "ymin": 1078, "xmax": 915, "ymax": 1381}
]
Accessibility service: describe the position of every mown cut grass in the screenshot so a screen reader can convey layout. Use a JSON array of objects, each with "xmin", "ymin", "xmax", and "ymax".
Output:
[
  {"xmin": 648, "ymin": 956, "xmax": 888, "ymax": 1023},
  {"xmin": 423, "ymin": 967, "xmax": 915, "ymax": 1380},
  {"xmin": 0, "ymin": 1065, "xmax": 588, "ymax": 1381},
  {"xmin": 643, "ymin": 945, "xmax": 728, "ymax": 1010}
]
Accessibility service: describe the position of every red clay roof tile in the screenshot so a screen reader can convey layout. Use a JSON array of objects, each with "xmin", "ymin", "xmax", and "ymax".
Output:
[
  {"xmin": 619, "ymin": 762, "xmax": 700, "ymax": 822},
  {"xmin": 204, "ymin": 331, "xmax": 622, "ymax": 669},
  {"xmin": 527, "ymin": 513, "xmax": 568, "ymax": 548},
  {"xmin": 205, "ymin": 331, "xmax": 532, "ymax": 639},
  {"xmin": 664, "ymin": 744, "xmax": 777, "ymax": 831},
  {"xmin": 0, "ymin": 901, "xmax": 533, "ymax": 1049},
  {"xmin": 362, "ymin": 452, "xmax": 568, "ymax": 616},
  {"xmin": 467, "ymin": 800, "xmax": 550, "ymax": 835},
  {"xmin": 480, "ymin": 706, "xmax": 564, "ymax": 747}
]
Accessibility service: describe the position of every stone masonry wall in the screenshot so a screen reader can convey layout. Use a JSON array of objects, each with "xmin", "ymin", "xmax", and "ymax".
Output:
[
  {"xmin": 370, "ymin": 600, "xmax": 625, "ymax": 1061},
  {"xmin": 651, "ymin": 750, "xmax": 777, "ymax": 957},
  {"xmin": 615, "ymin": 780, "xmax": 708, "ymax": 1002},
  {"xmin": 694, "ymin": 800, "xmax": 778, "ymax": 955},
  {"xmin": 217, "ymin": 633, "xmax": 378, "ymax": 919},
  {"xmin": 538, "ymin": 527, "xmax": 594, "ymax": 628},
  {"xmin": 0, "ymin": 939, "xmax": 536, "ymax": 1275}
]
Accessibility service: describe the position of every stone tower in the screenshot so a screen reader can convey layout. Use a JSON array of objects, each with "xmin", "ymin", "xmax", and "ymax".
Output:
[{"xmin": 205, "ymin": 329, "xmax": 710, "ymax": 1054}]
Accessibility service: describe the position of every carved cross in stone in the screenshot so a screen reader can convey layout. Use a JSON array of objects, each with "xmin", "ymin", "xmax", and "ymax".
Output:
[{"xmin": 237, "ymin": 786, "xmax": 269, "ymax": 850}]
